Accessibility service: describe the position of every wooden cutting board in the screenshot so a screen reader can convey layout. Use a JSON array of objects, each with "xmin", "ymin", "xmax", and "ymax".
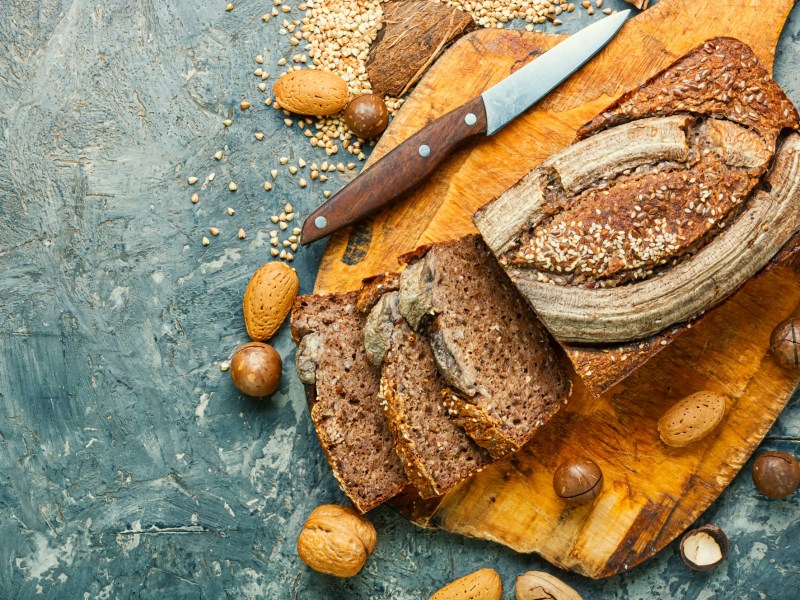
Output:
[{"xmin": 313, "ymin": 0, "xmax": 800, "ymax": 579}]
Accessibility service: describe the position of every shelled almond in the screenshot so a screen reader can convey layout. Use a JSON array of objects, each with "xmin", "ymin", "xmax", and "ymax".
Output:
[
  {"xmin": 243, "ymin": 261, "xmax": 299, "ymax": 341},
  {"xmin": 273, "ymin": 70, "xmax": 349, "ymax": 116},
  {"xmin": 658, "ymin": 391, "xmax": 728, "ymax": 447}
]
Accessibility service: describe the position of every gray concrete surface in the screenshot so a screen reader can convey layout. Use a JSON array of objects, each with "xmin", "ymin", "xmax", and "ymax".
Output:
[{"xmin": 0, "ymin": 0, "xmax": 798, "ymax": 598}]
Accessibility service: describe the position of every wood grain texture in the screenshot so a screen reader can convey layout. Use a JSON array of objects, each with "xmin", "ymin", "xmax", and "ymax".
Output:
[{"xmin": 313, "ymin": 0, "xmax": 799, "ymax": 580}]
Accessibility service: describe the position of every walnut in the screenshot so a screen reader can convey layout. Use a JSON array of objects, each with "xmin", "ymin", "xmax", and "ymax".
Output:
[{"xmin": 296, "ymin": 504, "xmax": 377, "ymax": 577}]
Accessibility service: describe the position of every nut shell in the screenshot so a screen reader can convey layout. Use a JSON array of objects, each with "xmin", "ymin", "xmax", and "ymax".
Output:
[
  {"xmin": 770, "ymin": 318, "xmax": 800, "ymax": 368},
  {"xmin": 679, "ymin": 524, "xmax": 728, "ymax": 571},
  {"xmin": 657, "ymin": 391, "xmax": 727, "ymax": 448},
  {"xmin": 553, "ymin": 457, "xmax": 603, "ymax": 506},
  {"xmin": 752, "ymin": 451, "xmax": 800, "ymax": 498},
  {"xmin": 243, "ymin": 261, "xmax": 299, "ymax": 342},
  {"xmin": 230, "ymin": 342, "xmax": 282, "ymax": 397},
  {"xmin": 273, "ymin": 70, "xmax": 349, "ymax": 116},
  {"xmin": 296, "ymin": 504, "xmax": 376, "ymax": 578},
  {"xmin": 430, "ymin": 568, "xmax": 502, "ymax": 600},
  {"xmin": 343, "ymin": 94, "xmax": 389, "ymax": 139},
  {"xmin": 515, "ymin": 571, "xmax": 582, "ymax": 600}
]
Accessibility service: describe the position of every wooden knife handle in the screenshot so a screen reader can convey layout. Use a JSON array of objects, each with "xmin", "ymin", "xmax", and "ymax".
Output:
[{"xmin": 301, "ymin": 96, "xmax": 488, "ymax": 245}]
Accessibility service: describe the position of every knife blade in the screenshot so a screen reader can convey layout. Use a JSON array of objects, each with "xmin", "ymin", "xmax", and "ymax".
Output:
[{"xmin": 301, "ymin": 10, "xmax": 630, "ymax": 246}]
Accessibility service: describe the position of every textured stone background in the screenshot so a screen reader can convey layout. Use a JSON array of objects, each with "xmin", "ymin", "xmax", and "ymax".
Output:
[{"xmin": 0, "ymin": 1, "xmax": 798, "ymax": 598}]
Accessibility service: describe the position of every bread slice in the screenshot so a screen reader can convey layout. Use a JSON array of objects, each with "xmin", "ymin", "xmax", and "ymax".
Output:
[
  {"xmin": 365, "ymin": 291, "xmax": 492, "ymax": 498},
  {"xmin": 398, "ymin": 234, "xmax": 570, "ymax": 458},
  {"xmin": 290, "ymin": 274, "xmax": 408, "ymax": 513}
]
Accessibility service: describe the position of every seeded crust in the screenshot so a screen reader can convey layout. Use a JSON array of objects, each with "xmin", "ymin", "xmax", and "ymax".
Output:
[
  {"xmin": 290, "ymin": 274, "xmax": 406, "ymax": 513},
  {"xmin": 496, "ymin": 38, "xmax": 798, "ymax": 289},
  {"xmin": 579, "ymin": 37, "xmax": 798, "ymax": 141},
  {"xmin": 502, "ymin": 120, "xmax": 768, "ymax": 287},
  {"xmin": 378, "ymin": 309, "xmax": 493, "ymax": 499},
  {"xmin": 398, "ymin": 234, "xmax": 570, "ymax": 458}
]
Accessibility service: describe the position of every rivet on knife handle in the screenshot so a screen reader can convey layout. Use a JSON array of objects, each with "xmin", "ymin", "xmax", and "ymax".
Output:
[{"xmin": 300, "ymin": 96, "xmax": 488, "ymax": 245}]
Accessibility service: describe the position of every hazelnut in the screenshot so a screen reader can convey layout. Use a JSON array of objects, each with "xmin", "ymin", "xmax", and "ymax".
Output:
[
  {"xmin": 679, "ymin": 525, "xmax": 728, "ymax": 571},
  {"xmin": 343, "ymin": 94, "xmax": 389, "ymax": 139},
  {"xmin": 230, "ymin": 342, "xmax": 281, "ymax": 397},
  {"xmin": 296, "ymin": 504, "xmax": 376, "ymax": 577},
  {"xmin": 770, "ymin": 318, "xmax": 800, "ymax": 368},
  {"xmin": 752, "ymin": 451, "xmax": 800, "ymax": 498},
  {"xmin": 553, "ymin": 456, "xmax": 603, "ymax": 506}
]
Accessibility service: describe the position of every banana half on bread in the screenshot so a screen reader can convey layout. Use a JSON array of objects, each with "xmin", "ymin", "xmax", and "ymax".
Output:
[{"xmin": 474, "ymin": 37, "xmax": 800, "ymax": 390}]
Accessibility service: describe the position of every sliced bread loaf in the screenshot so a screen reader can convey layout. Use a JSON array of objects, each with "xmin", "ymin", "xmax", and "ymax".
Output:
[
  {"xmin": 290, "ymin": 274, "xmax": 408, "ymax": 513},
  {"xmin": 399, "ymin": 234, "xmax": 570, "ymax": 458},
  {"xmin": 365, "ymin": 291, "xmax": 492, "ymax": 499}
]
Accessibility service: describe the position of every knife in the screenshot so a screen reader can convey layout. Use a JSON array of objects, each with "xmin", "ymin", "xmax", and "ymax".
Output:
[{"xmin": 301, "ymin": 10, "xmax": 630, "ymax": 246}]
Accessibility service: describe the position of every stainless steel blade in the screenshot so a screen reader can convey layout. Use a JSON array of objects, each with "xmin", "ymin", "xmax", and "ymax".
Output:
[{"xmin": 482, "ymin": 10, "xmax": 630, "ymax": 135}]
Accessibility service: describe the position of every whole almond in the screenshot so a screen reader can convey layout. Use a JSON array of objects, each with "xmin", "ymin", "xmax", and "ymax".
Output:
[
  {"xmin": 516, "ymin": 571, "xmax": 582, "ymax": 600},
  {"xmin": 273, "ymin": 70, "xmax": 349, "ymax": 116},
  {"xmin": 430, "ymin": 568, "xmax": 502, "ymax": 600},
  {"xmin": 243, "ymin": 261, "xmax": 299, "ymax": 342},
  {"xmin": 657, "ymin": 391, "xmax": 728, "ymax": 448}
]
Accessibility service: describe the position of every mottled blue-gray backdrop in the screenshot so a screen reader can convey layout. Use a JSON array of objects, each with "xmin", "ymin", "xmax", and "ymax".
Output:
[{"xmin": 0, "ymin": 0, "xmax": 798, "ymax": 598}]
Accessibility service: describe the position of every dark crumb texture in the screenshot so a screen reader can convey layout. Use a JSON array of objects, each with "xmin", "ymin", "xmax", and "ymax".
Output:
[
  {"xmin": 381, "ymin": 320, "xmax": 492, "ymax": 498},
  {"xmin": 401, "ymin": 235, "xmax": 570, "ymax": 457},
  {"xmin": 291, "ymin": 291, "xmax": 408, "ymax": 513}
]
